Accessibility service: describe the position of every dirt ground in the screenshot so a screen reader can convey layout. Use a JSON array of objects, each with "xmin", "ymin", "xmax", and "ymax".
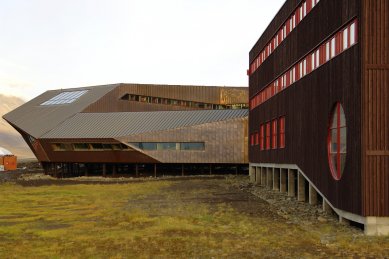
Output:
[{"xmin": 0, "ymin": 174, "xmax": 388, "ymax": 258}]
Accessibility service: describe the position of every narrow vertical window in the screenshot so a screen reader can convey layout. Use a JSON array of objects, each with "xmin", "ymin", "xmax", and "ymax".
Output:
[
  {"xmin": 299, "ymin": 7, "xmax": 303, "ymax": 21},
  {"xmin": 350, "ymin": 22, "xmax": 356, "ymax": 45},
  {"xmin": 328, "ymin": 103, "xmax": 347, "ymax": 180},
  {"xmin": 266, "ymin": 122, "xmax": 271, "ymax": 150},
  {"xmin": 303, "ymin": 59, "xmax": 307, "ymax": 75},
  {"xmin": 316, "ymin": 49, "xmax": 320, "ymax": 68},
  {"xmin": 255, "ymin": 132, "xmax": 259, "ymax": 146},
  {"xmin": 331, "ymin": 37, "xmax": 336, "ymax": 58},
  {"xmin": 303, "ymin": 2, "xmax": 307, "ymax": 17},
  {"xmin": 299, "ymin": 62, "xmax": 303, "ymax": 78},
  {"xmin": 279, "ymin": 117, "xmax": 286, "ymax": 149},
  {"xmin": 326, "ymin": 42, "xmax": 330, "ymax": 61},
  {"xmin": 311, "ymin": 53, "xmax": 316, "ymax": 71},
  {"xmin": 251, "ymin": 134, "xmax": 255, "ymax": 146},
  {"xmin": 343, "ymin": 28, "xmax": 348, "ymax": 50},
  {"xmin": 272, "ymin": 120, "xmax": 278, "ymax": 149}
]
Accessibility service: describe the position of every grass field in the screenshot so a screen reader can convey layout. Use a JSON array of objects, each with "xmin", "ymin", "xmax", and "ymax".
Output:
[{"xmin": 0, "ymin": 177, "xmax": 388, "ymax": 258}]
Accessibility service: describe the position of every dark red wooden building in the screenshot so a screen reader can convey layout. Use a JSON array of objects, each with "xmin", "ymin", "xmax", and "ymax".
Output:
[{"xmin": 248, "ymin": 0, "xmax": 388, "ymax": 235}]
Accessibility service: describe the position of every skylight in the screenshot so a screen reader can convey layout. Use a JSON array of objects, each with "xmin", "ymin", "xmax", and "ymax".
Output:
[{"xmin": 40, "ymin": 90, "xmax": 88, "ymax": 106}]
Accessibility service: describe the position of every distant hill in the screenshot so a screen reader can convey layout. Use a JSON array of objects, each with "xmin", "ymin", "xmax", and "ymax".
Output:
[{"xmin": 0, "ymin": 94, "xmax": 34, "ymax": 159}]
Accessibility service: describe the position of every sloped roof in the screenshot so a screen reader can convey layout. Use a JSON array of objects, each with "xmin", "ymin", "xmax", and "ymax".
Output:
[
  {"xmin": 2, "ymin": 85, "xmax": 117, "ymax": 138},
  {"xmin": 42, "ymin": 109, "xmax": 248, "ymax": 139}
]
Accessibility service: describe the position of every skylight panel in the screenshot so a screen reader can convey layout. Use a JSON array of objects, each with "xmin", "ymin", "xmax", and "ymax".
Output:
[{"xmin": 40, "ymin": 90, "xmax": 88, "ymax": 106}]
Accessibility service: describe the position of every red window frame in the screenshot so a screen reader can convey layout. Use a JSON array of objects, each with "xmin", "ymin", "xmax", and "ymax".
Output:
[
  {"xmin": 255, "ymin": 131, "xmax": 259, "ymax": 146},
  {"xmin": 327, "ymin": 103, "xmax": 347, "ymax": 180},
  {"xmin": 272, "ymin": 120, "xmax": 278, "ymax": 149},
  {"xmin": 279, "ymin": 117, "xmax": 286, "ymax": 149},
  {"xmin": 266, "ymin": 122, "xmax": 271, "ymax": 150},
  {"xmin": 250, "ymin": 134, "xmax": 255, "ymax": 146}
]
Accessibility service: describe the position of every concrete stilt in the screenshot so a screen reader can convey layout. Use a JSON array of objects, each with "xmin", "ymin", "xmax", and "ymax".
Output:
[
  {"xmin": 280, "ymin": 169, "xmax": 287, "ymax": 193},
  {"xmin": 323, "ymin": 199, "xmax": 332, "ymax": 213},
  {"xmin": 273, "ymin": 168, "xmax": 280, "ymax": 191},
  {"xmin": 135, "ymin": 164, "xmax": 139, "ymax": 177},
  {"xmin": 181, "ymin": 164, "xmax": 184, "ymax": 176},
  {"xmin": 249, "ymin": 166, "xmax": 255, "ymax": 182},
  {"xmin": 267, "ymin": 168, "xmax": 273, "ymax": 188},
  {"xmin": 154, "ymin": 164, "xmax": 157, "ymax": 178},
  {"xmin": 309, "ymin": 184, "xmax": 318, "ymax": 205},
  {"xmin": 255, "ymin": 167, "xmax": 261, "ymax": 185},
  {"xmin": 297, "ymin": 172, "xmax": 306, "ymax": 202},
  {"xmin": 288, "ymin": 169, "xmax": 296, "ymax": 197},
  {"xmin": 261, "ymin": 167, "xmax": 266, "ymax": 186}
]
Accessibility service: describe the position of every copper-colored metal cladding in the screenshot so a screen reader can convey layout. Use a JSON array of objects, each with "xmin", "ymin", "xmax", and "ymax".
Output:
[
  {"xmin": 2, "ymin": 84, "xmax": 249, "ymax": 175},
  {"xmin": 361, "ymin": 0, "xmax": 389, "ymax": 217},
  {"xmin": 249, "ymin": 0, "xmax": 388, "ymax": 220},
  {"xmin": 83, "ymin": 84, "xmax": 248, "ymax": 113}
]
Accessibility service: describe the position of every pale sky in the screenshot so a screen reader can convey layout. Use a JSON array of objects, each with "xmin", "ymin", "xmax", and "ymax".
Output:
[{"xmin": 0, "ymin": 0, "xmax": 285, "ymax": 101}]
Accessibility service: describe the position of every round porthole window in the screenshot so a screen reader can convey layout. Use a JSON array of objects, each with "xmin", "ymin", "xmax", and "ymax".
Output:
[{"xmin": 328, "ymin": 102, "xmax": 347, "ymax": 180}]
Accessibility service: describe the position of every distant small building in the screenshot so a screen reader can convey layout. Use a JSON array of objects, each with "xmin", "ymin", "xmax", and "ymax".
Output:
[{"xmin": 0, "ymin": 147, "xmax": 17, "ymax": 171}]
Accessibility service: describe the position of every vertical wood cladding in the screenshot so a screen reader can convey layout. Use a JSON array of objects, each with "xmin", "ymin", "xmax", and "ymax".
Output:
[
  {"xmin": 83, "ymin": 84, "xmax": 248, "ymax": 113},
  {"xmin": 249, "ymin": 0, "xmax": 363, "ymax": 215},
  {"xmin": 362, "ymin": 0, "xmax": 389, "ymax": 216},
  {"xmin": 249, "ymin": 0, "xmax": 359, "ymax": 97},
  {"xmin": 118, "ymin": 117, "xmax": 248, "ymax": 164}
]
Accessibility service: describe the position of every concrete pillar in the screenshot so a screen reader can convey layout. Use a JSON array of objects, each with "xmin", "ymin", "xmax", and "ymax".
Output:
[
  {"xmin": 323, "ymin": 199, "xmax": 332, "ymax": 213},
  {"xmin": 261, "ymin": 167, "xmax": 266, "ymax": 186},
  {"xmin": 288, "ymin": 169, "xmax": 296, "ymax": 197},
  {"xmin": 309, "ymin": 184, "xmax": 318, "ymax": 205},
  {"xmin": 267, "ymin": 168, "xmax": 273, "ymax": 189},
  {"xmin": 297, "ymin": 172, "xmax": 306, "ymax": 202},
  {"xmin": 181, "ymin": 164, "xmax": 184, "ymax": 176},
  {"xmin": 280, "ymin": 169, "xmax": 287, "ymax": 193},
  {"xmin": 255, "ymin": 167, "xmax": 261, "ymax": 185},
  {"xmin": 154, "ymin": 164, "xmax": 157, "ymax": 178},
  {"xmin": 273, "ymin": 168, "xmax": 280, "ymax": 191},
  {"xmin": 102, "ymin": 164, "xmax": 107, "ymax": 177},
  {"xmin": 85, "ymin": 164, "xmax": 89, "ymax": 177},
  {"xmin": 135, "ymin": 164, "xmax": 139, "ymax": 177},
  {"xmin": 249, "ymin": 166, "xmax": 255, "ymax": 183}
]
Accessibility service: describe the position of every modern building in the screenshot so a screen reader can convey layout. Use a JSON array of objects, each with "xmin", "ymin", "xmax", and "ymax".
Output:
[
  {"xmin": 3, "ymin": 83, "xmax": 249, "ymax": 177},
  {"xmin": 248, "ymin": 0, "xmax": 388, "ymax": 235}
]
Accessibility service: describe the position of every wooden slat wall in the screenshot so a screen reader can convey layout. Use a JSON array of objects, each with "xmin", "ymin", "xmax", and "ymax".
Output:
[
  {"xmin": 118, "ymin": 117, "xmax": 248, "ymax": 164},
  {"xmin": 249, "ymin": 0, "xmax": 363, "ymax": 215},
  {"xmin": 362, "ymin": 0, "xmax": 389, "ymax": 216}
]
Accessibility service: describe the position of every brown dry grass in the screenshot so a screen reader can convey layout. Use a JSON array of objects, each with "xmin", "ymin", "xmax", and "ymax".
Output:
[{"xmin": 0, "ymin": 177, "xmax": 388, "ymax": 258}]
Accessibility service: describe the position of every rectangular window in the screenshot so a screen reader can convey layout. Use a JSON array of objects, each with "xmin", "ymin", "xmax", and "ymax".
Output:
[
  {"xmin": 180, "ymin": 143, "xmax": 205, "ymax": 151},
  {"xmin": 316, "ymin": 49, "xmax": 320, "ymax": 68},
  {"xmin": 343, "ymin": 28, "xmax": 348, "ymax": 50},
  {"xmin": 311, "ymin": 53, "xmax": 316, "ymax": 71},
  {"xmin": 299, "ymin": 62, "xmax": 303, "ymax": 78},
  {"xmin": 260, "ymin": 125, "xmax": 265, "ymax": 150},
  {"xmin": 279, "ymin": 117, "xmax": 286, "ymax": 148},
  {"xmin": 326, "ymin": 42, "xmax": 330, "ymax": 61},
  {"xmin": 272, "ymin": 120, "xmax": 278, "ymax": 149},
  {"xmin": 303, "ymin": 59, "xmax": 307, "ymax": 75},
  {"xmin": 350, "ymin": 22, "xmax": 356, "ymax": 45},
  {"xmin": 73, "ymin": 143, "xmax": 90, "ymax": 150},
  {"xmin": 303, "ymin": 2, "xmax": 307, "ymax": 17},
  {"xmin": 266, "ymin": 122, "xmax": 271, "ymax": 150},
  {"xmin": 331, "ymin": 37, "xmax": 336, "ymax": 58},
  {"xmin": 255, "ymin": 132, "xmax": 259, "ymax": 146}
]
